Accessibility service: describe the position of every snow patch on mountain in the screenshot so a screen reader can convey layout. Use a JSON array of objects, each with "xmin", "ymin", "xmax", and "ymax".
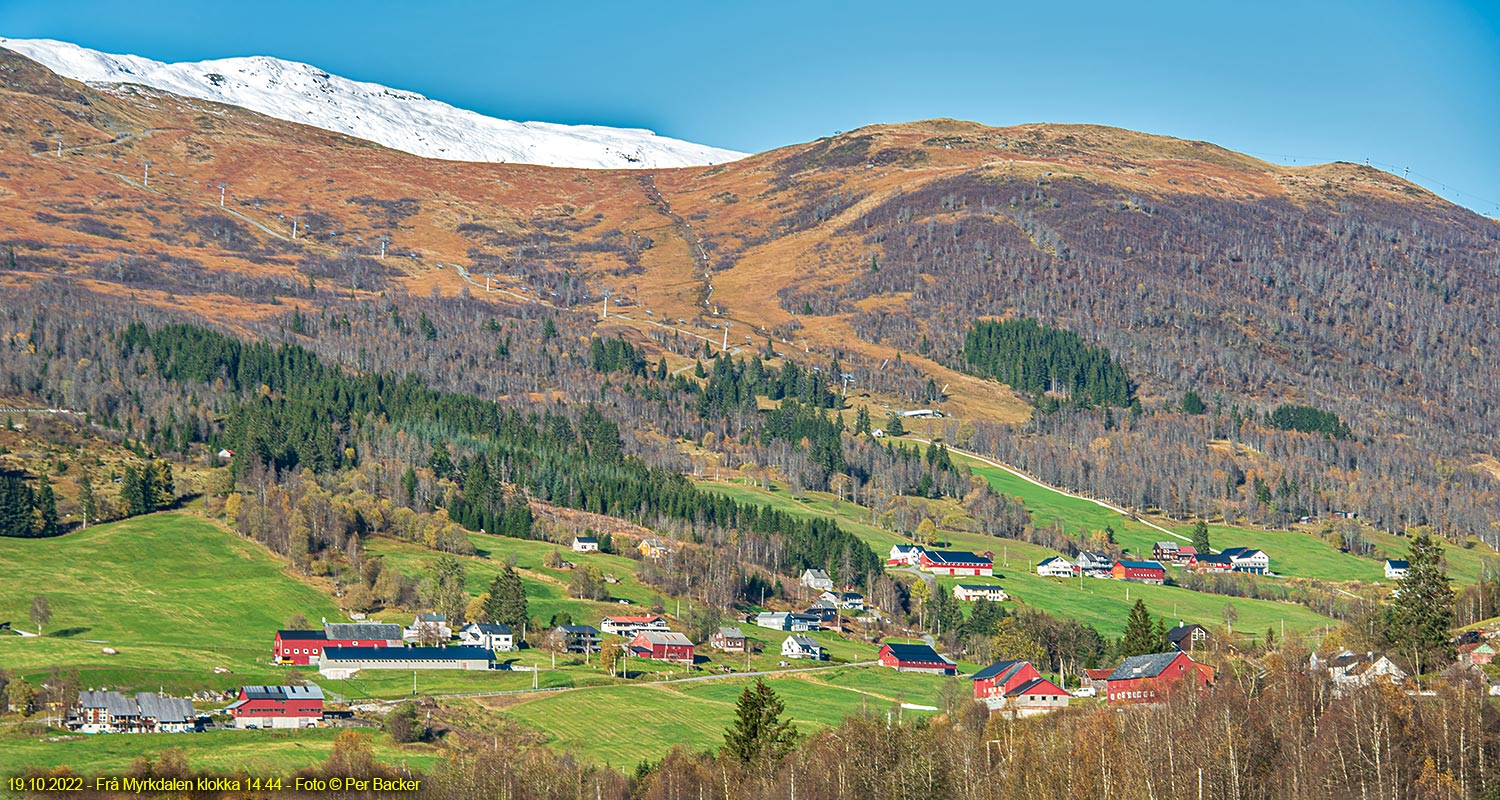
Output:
[{"xmin": 0, "ymin": 37, "xmax": 746, "ymax": 170}]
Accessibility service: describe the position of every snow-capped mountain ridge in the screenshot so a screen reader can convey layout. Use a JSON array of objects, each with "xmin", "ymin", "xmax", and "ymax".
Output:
[{"xmin": 0, "ymin": 37, "xmax": 746, "ymax": 169}]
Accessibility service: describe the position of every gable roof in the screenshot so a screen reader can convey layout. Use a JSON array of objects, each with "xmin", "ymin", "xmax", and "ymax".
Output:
[
  {"xmin": 134, "ymin": 692, "xmax": 196, "ymax": 723},
  {"xmin": 573, "ymin": 536, "xmax": 598, "ymax": 543},
  {"xmin": 1038, "ymin": 556, "xmax": 1071, "ymax": 566},
  {"xmin": 1386, "ymin": 559, "xmax": 1410, "ymax": 569},
  {"xmin": 1006, "ymin": 677, "xmax": 1068, "ymax": 698},
  {"xmin": 956, "ymin": 583, "xmax": 1005, "ymax": 591},
  {"xmin": 1107, "ymin": 652, "xmax": 1187, "ymax": 681},
  {"xmin": 1116, "ymin": 560, "xmax": 1166, "ymax": 571},
  {"xmin": 970, "ymin": 659, "xmax": 1026, "ymax": 682},
  {"xmin": 464, "ymin": 622, "xmax": 512, "ymax": 635},
  {"xmin": 1220, "ymin": 547, "xmax": 1266, "ymax": 559},
  {"xmin": 240, "ymin": 685, "xmax": 325, "ymax": 701},
  {"xmin": 882, "ymin": 642, "xmax": 950, "ymax": 664},
  {"xmin": 1166, "ymin": 624, "xmax": 1208, "ymax": 644},
  {"xmin": 786, "ymin": 635, "xmax": 820, "ymax": 650},
  {"xmin": 923, "ymin": 550, "xmax": 992, "ymax": 566},
  {"xmin": 277, "ymin": 629, "xmax": 327, "ymax": 641},
  {"xmin": 324, "ymin": 623, "xmax": 403, "ymax": 640},
  {"xmin": 1155, "ymin": 541, "xmax": 1180, "ymax": 550},
  {"xmin": 633, "ymin": 630, "xmax": 693, "ymax": 647},
  {"xmin": 557, "ymin": 625, "xmax": 600, "ymax": 635},
  {"xmin": 321, "ymin": 647, "xmax": 492, "ymax": 662},
  {"xmin": 802, "ymin": 568, "xmax": 831, "ymax": 579},
  {"xmin": 602, "ymin": 615, "xmax": 666, "ymax": 625},
  {"xmin": 716, "ymin": 626, "xmax": 744, "ymax": 639}
]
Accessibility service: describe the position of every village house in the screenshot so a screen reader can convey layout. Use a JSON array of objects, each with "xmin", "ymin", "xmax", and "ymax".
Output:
[
  {"xmin": 781, "ymin": 635, "xmax": 825, "ymax": 661},
  {"xmin": 629, "ymin": 630, "xmax": 695, "ymax": 664},
  {"xmin": 1470, "ymin": 643, "xmax": 1497, "ymax": 666},
  {"xmin": 1080, "ymin": 668, "xmax": 1114, "ymax": 696},
  {"xmin": 1106, "ymin": 652, "xmax": 1213, "ymax": 704},
  {"xmin": 953, "ymin": 584, "xmax": 1009, "ymax": 602},
  {"xmin": 1074, "ymin": 551, "xmax": 1114, "ymax": 575},
  {"xmin": 1385, "ymin": 559, "xmax": 1410, "ymax": 580},
  {"xmin": 888, "ymin": 544, "xmax": 924, "ymax": 566},
  {"xmin": 803, "ymin": 600, "xmax": 840, "ymax": 625},
  {"xmin": 1313, "ymin": 650, "xmax": 1407, "ymax": 693},
  {"xmin": 970, "ymin": 660, "xmax": 1070, "ymax": 716},
  {"xmin": 403, "ymin": 613, "xmax": 453, "ymax": 643},
  {"xmin": 1112, "ymin": 560, "xmax": 1167, "ymax": 584},
  {"xmin": 820, "ymin": 590, "xmax": 865, "ymax": 610},
  {"xmin": 597, "ymin": 615, "xmax": 669, "ymax": 633},
  {"xmin": 1220, "ymin": 547, "xmax": 1271, "ymax": 574},
  {"xmin": 638, "ymin": 539, "xmax": 670, "ymax": 559},
  {"xmin": 458, "ymin": 622, "xmax": 515, "ymax": 652},
  {"xmin": 710, "ymin": 626, "xmax": 748, "ymax": 653},
  {"xmin": 754, "ymin": 611, "xmax": 821, "ymax": 631},
  {"xmin": 71, "ymin": 691, "xmax": 198, "ymax": 734},
  {"xmin": 225, "ymin": 685, "xmax": 325, "ymax": 729},
  {"xmin": 919, "ymin": 550, "xmax": 994, "ymax": 577},
  {"xmin": 1152, "ymin": 541, "xmax": 1181, "ymax": 562},
  {"xmin": 318, "ymin": 646, "xmax": 494, "ymax": 678},
  {"xmin": 555, "ymin": 624, "xmax": 602, "ymax": 653},
  {"xmin": 878, "ymin": 642, "xmax": 957, "ymax": 675},
  {"xmin": 1166, "ymin": 624, "xmax": 1211, "ymax": 653},
  {"xmin": 600, "ymin": 614, "xmax": 671, "ymax": 636},
  {"xmin": 571, "ymin": 536, "xmax": 600, "ymax": 553},
  {"xmin": 1036, "ymin": 556, "xmax": 1075, "ymax": 578},
  {"xmin": 800, "ymin": 568, "xmax": 835, "ymax": 592},
  {"xmin": 1193, "ymin": 553, "xmax": 1234, "ymax": 571}
]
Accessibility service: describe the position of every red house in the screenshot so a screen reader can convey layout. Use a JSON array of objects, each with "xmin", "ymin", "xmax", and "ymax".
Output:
[
  {"xmin": 919, "ymin": 550, "xmax": 994, "ymax": 577},
  {"xmin": 1105, "ymin": 652, "xmax": 1213, "ymax": 704},
  {"xmin": 225, "ymin": 685, "xmax": 325, "ymax": 729},
  {"xmin": 971, "ymin": 660, "xmax": 1069, "ymax": 715},
  {"xmin": 274, "ymin": 623, "xmax": 403, "ymax": 665},
  {"xmin": 1111, "ymin": 560, "xmax": 1167, "ymax": 584},
  {"xmin": 878, "ymin": 642, "xmax": 957, "ymax": 675},
  {"xmin": 629, "ymin": 630, "xmax": 695, "ymax": 664}
]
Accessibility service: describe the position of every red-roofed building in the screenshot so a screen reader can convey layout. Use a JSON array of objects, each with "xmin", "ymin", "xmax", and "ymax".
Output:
[
  {"xmin": 919, "ymin": 550, "xmax": 994, "ymax": 577},
  {"xmin": 628, "ymin": 630, "xmax": 695, "ymax": 664},
  {"xmin": 1105, "ymin": 652, "xmax": 1213, "ymax": 704}
]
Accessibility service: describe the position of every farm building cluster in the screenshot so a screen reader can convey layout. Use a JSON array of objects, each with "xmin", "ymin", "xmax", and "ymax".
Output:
[{"xmin": 1034, "ymin": 543, "xmax": 1274, "ymax": 585}]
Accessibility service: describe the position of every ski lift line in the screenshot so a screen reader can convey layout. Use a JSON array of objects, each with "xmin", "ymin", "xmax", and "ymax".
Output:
[{"xmin": 1242, "ymin": 149, "xmax": 1500, "ymax": 211}]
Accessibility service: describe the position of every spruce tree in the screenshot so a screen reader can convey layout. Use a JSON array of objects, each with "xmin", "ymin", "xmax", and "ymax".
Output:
[
  {"xmin": 1119, "ymin": 599, "xmax": 1160, "ymax": 657},
  {"xmin": 0, "ymin": 476, "xmax": 33, "ymax": 537},
  {"xmin": 1181, "ymin": 390, "xmax": 1207, "ymax": 415},
  {"xmin": 854, "ymin": 405, "xmax": 871, "ymax": 436},
  {"xmin": 34, "ymin": 475, "xmax": 58, "ymax": 537},
  {"xmin": 1386, "ymin": 531, "xmax": 1456, "ymax": 673},
  {"xmin": 885, "ymin": 412, "xmax": 905, "ymax": 437},
  {"xmin": 1191, "ymin": 519, "xmax": 1211, "ymax": 554},
  {"xmin": 723, "ymin": 679, "xmax": 797, "ymax": 764},
  {"xmin": 487, "ymin": 565, "xmax": 529, "ymax": 634}
]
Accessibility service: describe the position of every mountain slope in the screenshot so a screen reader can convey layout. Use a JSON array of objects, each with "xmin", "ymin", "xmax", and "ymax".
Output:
[{"xmin": 0, "ymin": 37, "xmax": 745, "ymax": 169}]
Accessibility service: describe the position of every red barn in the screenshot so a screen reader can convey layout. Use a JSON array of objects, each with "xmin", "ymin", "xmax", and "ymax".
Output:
[
  {"xmin": 1111, "ymin": 560, "xmax": 1167, "ymax": 584},
  {"xmin": 971, "ymin": 660, "xmax": 1070, "ymax": 715},
  {"xmin": 225, "ymin": 685, "xmax": 325, "ymax": 729},
  {"xmin": 274, "ymin": 623, "xmax": 403, "ymax": 665},
  {"xmin": 1105, "ymin": 652, "xmax": 1213, "ymax": 704},
  {"xmin": 919, "ymin": 550, "xmax": 994, "ymax": 577},
  {"xmin": 629, "ymin": 630, "xmax": 695, "ymax": 664},
  {"xmin": 878, "ymin": 642, "xmax": 957, "ymax": 675},
  {"xmin": 971, "ymin": 659, "xmax": 1041, "ymax": 702}
]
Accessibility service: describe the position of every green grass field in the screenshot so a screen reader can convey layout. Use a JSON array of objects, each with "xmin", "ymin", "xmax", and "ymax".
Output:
[
  {"xmin": 493, "ymin": 668, "xmax": 941, "ymax": 766},
  {"xmin": 0, "ymin": 513, "xmax": 342, "ymax": 691},
  {"xmin": 0, "ymin": 726, "xmax": 444, "ymax": 776}
]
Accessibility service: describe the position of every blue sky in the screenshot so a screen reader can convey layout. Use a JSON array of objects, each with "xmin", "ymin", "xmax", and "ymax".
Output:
[{"xmin": 3, "ymin": 0, "xmax": 1497, "ymax": 214}]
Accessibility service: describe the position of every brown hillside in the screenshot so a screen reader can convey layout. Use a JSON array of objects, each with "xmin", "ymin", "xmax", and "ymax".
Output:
[{"xmin": 1, "ymin": 48, "xmax": 1493, "ymax": 431}]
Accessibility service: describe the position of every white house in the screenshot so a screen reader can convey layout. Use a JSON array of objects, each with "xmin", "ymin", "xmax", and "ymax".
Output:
[
  {"xmin": 781, "ymin": 635, "xmax": 824, "ymax": 660},
  {"xmin": 1385, "ymin": 559, "xmax": 1410, "ymax": 580},
  {"xmin": 1220, "ymin": 547, "xmax": 1271, "ymax": 574},
  {"xmin": 1074, "ymin": 551, "xmax": 1114, "ymax": 575},
  {"xmin": 888, "ymin": 545, "xmax": 924, "ymax": 567},
  {"xmin": 800, "ymin": 568, "xmax": 834, "ymax": 592},
  {"xmin": 820, "ymin": 590, "xmax": 865, "ymax": 611},
  {"xmin": 1036, "ymin": 556, "xmax": 1075, "ymax": 578},
  {"xmin": 1315, "ymin": 650, "xmax": 1408, "ymax": 694},
  {"xmin": 572, "ymin": 536, "xmax": 599, "ymax": 553},
  {"xmin": 954, "ymin": 584, "xmax": 1009, "ymax": 602},
  {"xmin": 403, "ymin": 613, "xmax": 453, "ymax": 643},
  {"xmin": 458, "ymin": 622, "xmax": 515, "ymax": 652},
  {"xmin": 754, "ymin": 612, "xmax": 820, "ymax": 632}
]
